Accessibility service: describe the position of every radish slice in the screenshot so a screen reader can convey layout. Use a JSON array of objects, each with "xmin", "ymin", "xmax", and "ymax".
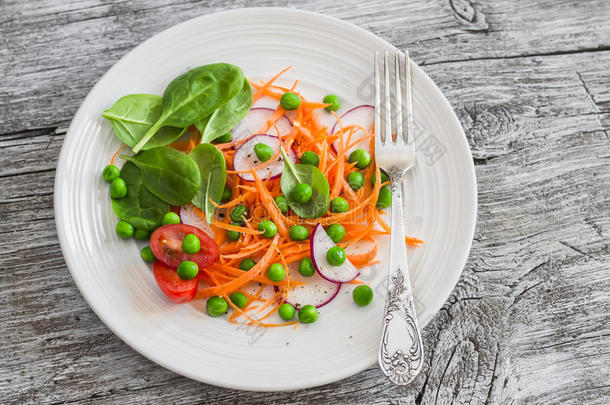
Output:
[
  {"xmin": 283, "ymin": 263, "xmax": 341, "ymax": 309},
  {"xmin": 310, "ymin": 224, "xmax": 360, "ymax": 283},
  {"xmin": 242, "ymin": 282, "xmax": 275, "ymax": 301},
  {"xmin": 232, "ymin": 107, "xmax": 292, "ymax": 142},
  {"xmin": 179, "ymin": 204, "xmax": 215, "ymax": 237},
  {"xmin": 233, "ymin": 134, "xmax": 296, "ymax": 182},
  {"xmin": 331, "ymin": 105, "xmax": 375, "ymax": 154}
]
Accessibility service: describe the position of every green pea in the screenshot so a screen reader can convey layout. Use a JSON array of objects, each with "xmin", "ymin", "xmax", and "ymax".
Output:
[
  {"xmin": 353, "ymin": 285, "xmax": 373, "ymax": 307},
  {"xmin": 258, "ymin": 220, "xmax": 278, "ymax": 238},
  {"xmin": 102, "ymin": 165, "xmax": 120, "ymax": 183},
  {"xmin": 291, "ymin": 183, "xmax": 313, "ymax": 204},
  {"xmin": 230, "ymin": 204, "xmax": 248, "ymax": 224},
  {"xmin": 326, "ymin": 246, "xmax": 346, "ymax": 266},
  {"xmin": 254, "ymin": 142, "xmax": 274, "ymax": 162},
  {"xmin": 348, "ymin": 149, "xmax": 371, "ymax": 169},
  {"xmin": 330, "ymin": 197, "xmax": 349, "ymax": 213},
  {"xmin": 323, "ymin": 94, "xmax": 341, "ymax": 112},
  {"xmin": 300, "ymin": 151, "xmax": 320, "ymax": 167},
  {"xmin": 376, "ymin": 186, "xmax": 392, "ymax": 209},
  {"xmin": 109, "ymin": 177, "xmax": 127, "ymax": 199},
  {"xmin": 230, "ymin": 292, "xmax": 248, "ymax": 309},
  {"xmin": 347, "ymin": 171, "xmax": 364, "ymax": 190},
  {"xmin": 326, "ymin": 223, "xmax": 346, "ymax": 243},
  {"xmin": 213, "ymin": 131, "xmax": 232, "ymax": 144},
  {"xmin": 289, "ymin": 225, "xmax": 309, "ymax": 241},
  {"xmin": 221, "ymin": 185, "xmax": 232, "ymax": 202},
  {"xmin": 182, "ymin": 233, "xmax": 201, "ymax": 254},
  {"xmin": 274, "ymin": 195, "xmax": 289, "ymax": 214},
  {"xmin": 371, "ymin": 169, "xmax": 390, "ymax": 187},
  {"xmin": 239, "ymin": 258, "xmax": 256, "ymax": 271},
  {"xmin": 278, "ymin": 303, "xmax": 296, "ymax": 321},
  {"xmin": 134, "ymin": 229, "xmax": 149, "ymax": 241},
  {"xmin": 116, "ymin": 220, "xmax": 134, "ymax": 239},
  {"xmin": 140, "ymin": 246, "xmax": 155, "ymax": 262},
  {"xmin": 162, "ymin": 212, "xmax": 181, "ymax": 225},
  {"xmin": 177, "ymin": 260, "xmax": 199, "ymax": 280},
  {"xmin": 226, "ymin": 224, "xmax": 241, "ymax": 241},
  {"xmin": 206, "ymin": 296, "xmax": 228, "ymax": 317},
  {"xmin": 280, "ymin": 92, "xmax": 301, "ymax": 110},
  {"xmin": 267, "ymin": 263, "xmax": 285, "ymax": 282},
  {"xmin": 298, "ymin": 257, "xmax": 315, "ymax": 277},
  {"xmin": 298, "ymin": 305, "xmax": 318, "ymax": 323}
]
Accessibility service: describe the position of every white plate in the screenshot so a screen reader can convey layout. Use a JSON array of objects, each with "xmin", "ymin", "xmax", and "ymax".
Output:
[{"xmin": 55, "ymin": 8, "xmax": 477, "ymax": 391}]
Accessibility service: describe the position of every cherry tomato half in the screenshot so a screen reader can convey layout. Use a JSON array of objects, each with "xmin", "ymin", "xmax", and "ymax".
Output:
[
  {"xmin": 153, "ymin": 260, "xmax": 198, "ymax": 303},
  {"xmin": 150, "ymin": 224, "xmax": 220, "ymax": 269}
]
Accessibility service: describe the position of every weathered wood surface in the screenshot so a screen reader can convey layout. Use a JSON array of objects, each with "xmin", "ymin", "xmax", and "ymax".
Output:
[{"xmin": 1, "ymin": 0, "xmax": 609, "ymax": 403}]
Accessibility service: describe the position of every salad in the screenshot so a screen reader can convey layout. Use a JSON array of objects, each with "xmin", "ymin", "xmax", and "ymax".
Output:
[{"xmin": 101, "ymin": 63, "xmax": 422, "ymax": 327}]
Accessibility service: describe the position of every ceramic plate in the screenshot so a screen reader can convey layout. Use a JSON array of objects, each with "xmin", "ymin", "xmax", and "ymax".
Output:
[{"xmin": 55, "ymin": 7, "xmax": 477, "ymax": 391}]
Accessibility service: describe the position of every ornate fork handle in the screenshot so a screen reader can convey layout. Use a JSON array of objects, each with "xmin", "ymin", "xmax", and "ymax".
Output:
[{"xmin": 378, "ymin": 172, "xmax": 424, "ymax": 385}]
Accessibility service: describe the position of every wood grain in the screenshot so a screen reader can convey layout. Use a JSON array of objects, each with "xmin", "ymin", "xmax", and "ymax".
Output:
[{"xmin": 1, "ymin": 0, "xmax": 609, "ymax": 404}]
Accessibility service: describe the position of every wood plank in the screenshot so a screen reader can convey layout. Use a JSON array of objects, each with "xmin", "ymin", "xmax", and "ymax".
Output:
[
  {"xmin": 1, "ymin": 0, "xmax": 610, "ymax": 133},
  {"xmin": 1, "ymin": 1, "xmax": 610, "ymax": 403}
]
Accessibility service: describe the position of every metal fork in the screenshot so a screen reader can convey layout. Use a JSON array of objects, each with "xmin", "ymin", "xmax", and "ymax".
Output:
[{"xmin": 375, "ymin": 50, "xmax": 424, "ymax": 385}]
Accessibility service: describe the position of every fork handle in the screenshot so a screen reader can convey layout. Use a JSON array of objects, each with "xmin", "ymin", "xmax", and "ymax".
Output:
[{"xmin": 378, "ymin": 175, "xmax": 424, "ymax": 385}]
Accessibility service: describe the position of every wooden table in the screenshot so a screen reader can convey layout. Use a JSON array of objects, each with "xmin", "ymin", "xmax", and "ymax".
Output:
[{"xmin": 2, "ymin": 1, "xmax": 609, "ymax": 403}]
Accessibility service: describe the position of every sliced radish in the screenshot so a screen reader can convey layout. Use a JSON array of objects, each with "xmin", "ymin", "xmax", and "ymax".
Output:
[
  {"xmin": 242, "ymin": 282, "xmax": 276, "ymax": 301},
  {"xmin": 283, "ymin": 263, "xmax": 341, "ymax": 309},
  {"xmin": 179, "ymin": 204, "xmax": 216, "ymax": 237},
  {"xmin": 310, "ymin": 224, "xmax": 360, "ymax": 283},
  {"xmin": 232, "ymin": 107, "xmax": 292, "ymax": 142},
  {"xmin": 331, "ymin": 105, "xmax": 375, "ymax": 154},
  {"xmin": 233, "ymin": 134, "xmax": 296, "ymax": 182}
]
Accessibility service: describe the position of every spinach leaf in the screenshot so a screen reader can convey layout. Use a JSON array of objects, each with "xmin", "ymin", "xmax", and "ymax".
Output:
[
  {"xmin": 280, "ymin": 148, "xmax": 330, "ymax": 219},
  {"xmin": 133, "ymin": 63, "xmax": 244, "ymax": 152},
  {"xmin": 194, "ymin": 78, "xmax": 252, "ymax": 143},
  {"xmin": 188, "ymin": 143, "xmax": 226, "ymax": 223},
  {"xmin": 102, "ymin": 94, "xmax": 186, "ymax": 149},
  {"xmin": 111, "ymin": 161, "xmax": 169, "ymax": 231},
  {"xmin": 121, "ymin": 146, "xmax": 201, "ymax": 206}
]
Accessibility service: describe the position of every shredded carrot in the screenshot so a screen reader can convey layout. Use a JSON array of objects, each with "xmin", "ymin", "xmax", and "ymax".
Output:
[
  {"xmin": 110, "ymin": 144, "xmax": 127, "ymax": 165},
  {"xmin": 301, "ymin": 101, "xmax": 331, "ymax": 109},
  {"xmin": 251, "ymin": 66, "xmax": 292, "ymax": 103},
  {"xmin": 250, "ymin": 169, "xmax": 289, "ymax": 238},
  {"xmin": 210, "ymin": 192, "xmax": 251, "ymax": 209},
  {"xmin": 405, "ymin": 236, "xmax": 424, "ymax": 247},
  {"xmin": 197, "ymin": 235, "xmax": 279, "ymax": 298},
  {"xmin": 212, "ymin": 221, "xmax": 264, "ymax": 235},
  {"xmin": 115, "ymin": 68, "xmax": 426, "ymax": 329},
  {"xmin": 347, "ymin": 238, "xmax": 378, "ymax": 267}
]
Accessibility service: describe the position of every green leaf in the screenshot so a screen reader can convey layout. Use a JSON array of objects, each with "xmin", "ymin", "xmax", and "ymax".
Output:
[
  {"xmin": 280, "ymin": 148, "xmax": 330, "ymax": 219},
  {"xmin": 195, "ymin": 78, "xmax": 252, "ymax": 143},
  {"xmin": 122, "ymin": 146, "xmax": 201, "ymax": 206},
  {"xmin": 188, "ymin": 143, "xmax": 227, "ymax": 223},
  {"xmin": 102, "ymin": 94, "xmax": 186, "ymax": 150},
  {"xmin": 133, "ymin": 63, "xmax": 245, "ymax": 152},
  {"xmin": 111, "ymin": 161, "xmax": 169, "ymax": 231}
]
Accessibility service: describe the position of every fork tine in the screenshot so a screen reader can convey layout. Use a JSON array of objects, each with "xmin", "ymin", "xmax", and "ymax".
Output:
[
  {"xmin": 374, "ymin": 51, "xmax": 383, "ymax": 147},
  {"xmin": 384, "ymin": 50, "xmax": 392, "ymax": 144},
  {"xmin": 404, "ymin": 50, "xmax": 415, "ymax": 145},
  {"xmin": 394, "ymin": 51, "xmax": 404, "ymax": 144},
  {"xmin": 383, "ymin": 51, "xmax": 394, "ymax": 143}
]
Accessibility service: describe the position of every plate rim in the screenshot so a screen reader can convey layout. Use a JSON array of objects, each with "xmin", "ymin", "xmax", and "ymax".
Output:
[{"xmin": 54, "ymin": 6, "xmax": 478, "ymax": 391}]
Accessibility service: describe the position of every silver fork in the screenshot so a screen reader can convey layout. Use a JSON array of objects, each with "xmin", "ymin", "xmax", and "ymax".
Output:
[{"xmin": 375, "ymin": 50, "xmax": 424, "ymax": 385}]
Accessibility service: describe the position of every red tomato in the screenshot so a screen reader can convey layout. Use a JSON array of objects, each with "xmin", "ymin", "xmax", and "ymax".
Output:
[
  {"xmin": 153, "ymin": 260, "xmax": 198, "ymax": 303},
  {"xmin": 150, "ymin": 224, "xmax": 220, "ymax": 269}
]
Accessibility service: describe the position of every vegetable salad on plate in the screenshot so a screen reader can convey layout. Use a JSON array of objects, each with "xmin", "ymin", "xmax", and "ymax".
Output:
[{"xmin": 101, "ymin": 63, "xmax": 422, "ymax": 327}]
